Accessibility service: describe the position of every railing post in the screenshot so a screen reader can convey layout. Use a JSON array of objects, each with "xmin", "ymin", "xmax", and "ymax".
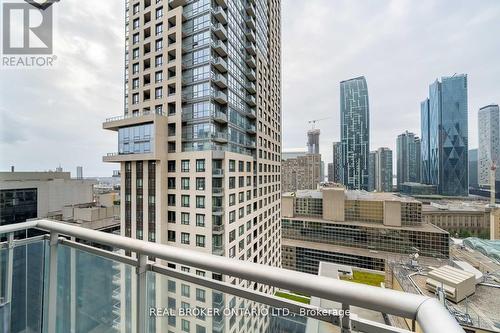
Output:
[
  {"xmin": 47, "ymin": 232, "xmax": 59, "ymax": 333},
  {"xmin": 5, "ymin": 233, "xmax": 14, "ymax": 304},
  {"xmin": 341, "ymin": 303, "xmax": 351, "ymax": 333},
  {"xmin": 136, "ymin": 254, "xmax": 147, "ymax": 333}
]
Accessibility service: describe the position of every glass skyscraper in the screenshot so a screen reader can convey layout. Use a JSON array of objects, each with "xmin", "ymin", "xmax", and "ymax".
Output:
[
  {"xmin": 420, "ymin": 74, "xmax": 468, "ymax": 196},
  {"xmin": 340, "ymin": 76, "xmax": 370, "ymax": 190},
  {"xmin": 396, "ymin": 131, "xmax": 421, "ymax": 190},
  {"xmin": 478, "ymin": 104, "xmax": 500, "ymax": 186}
]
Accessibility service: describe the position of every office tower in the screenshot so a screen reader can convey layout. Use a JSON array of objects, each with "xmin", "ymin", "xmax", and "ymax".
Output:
[
  {"xmin": 103, "ymin": 0, "xmax": 281, "ymax": 303},
  {"xmin": 469, "ymin": 149, "xmax": 478, "ymax": 188},
  {"xmin": 374, "ymin": 147, "xmax": 393, "ymax": 192},
  {"xmin": 420, "ymin": 98, "xmax": 431, "ymax": 184},
  {"xmin": 330, "ymin": 141, "xmax": 342, "ymax": 183},
  {"xmin": 76, "ymin": 166, "xmax": 83, "ymax": 180},
  {"xmin": 282, "ymin": 154, "xmax": 321, "ymax": 192},
  {"xmin": 368, "ymin": 151, "xmax": 376, "ymax": 191},
  {"xmin": 396, "ymin": 131, "xmax": 421, "ymax": 189},
  {"xmin": 307, "ymin": 129, "xmax": 320, "ymax": 154},
  {"xmin": 420, "ymin": 74, "xmax": 468, "ymax": 196},
  {"xmin": 281, "ymin": 188, "xmax": 449, "ymax": 275},
  {"xmin": 478, "ymin": 104, "xmax": 500, "ymax": 186},
  {"xmin": 327, "ymin": 163, "xmax": 334, "ymax": 182},
  {"xmin": 340, "ymin": 76, "xmax": 370, "ymax": 190}
]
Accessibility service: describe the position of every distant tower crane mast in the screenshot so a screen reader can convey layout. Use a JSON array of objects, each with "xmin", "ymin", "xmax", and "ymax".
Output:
[{"xmin": 308, "ymin": 117, "xmax": 332, "ymax": 130}]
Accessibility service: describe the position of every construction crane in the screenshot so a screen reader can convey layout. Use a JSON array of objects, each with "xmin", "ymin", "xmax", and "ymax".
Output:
[{"xmin": 308, "ymin": 117, "xmax": 332, "ymax": 130}]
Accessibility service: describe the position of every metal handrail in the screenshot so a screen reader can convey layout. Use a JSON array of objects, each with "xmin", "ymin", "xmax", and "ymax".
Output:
[{"xmin": 0, "ymin": 220, "xmax": 464, "ymax": 333}]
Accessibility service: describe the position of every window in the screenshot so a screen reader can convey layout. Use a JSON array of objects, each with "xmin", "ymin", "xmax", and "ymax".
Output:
[
  {"xmin": 168, "ymin": 160, "xmax": 176, "ymax": 172},
  {"xmin": 239, "ymin": 192, "xmax": 244, "ymax": 203},
  {"xmin": 155, "ymin": 55, "xmax": 163, "ymax": 67},
  {"xmin": 229, "ymin": 211, "xmax": 236, "ymax": 224},
  {"xmin": 155, "ymin": 87, "xmax": 163, "ymax": 99},
  {"xmin": 132, "ymin": 48, "xmax": 139, "ymax": 59},
  {"xmin": 196, "ymin": 288, "xmax": 206, "ymax": 302},
  {"xmin": 181, "ymin": 195, "xmax": 190, "ymax": 207},
  {"xmin": 238, "ymin": 161, "xmax": 244, "ymax": 172},
  {"xmin": 133, "ymin": 3, "xmax": 139, "ymax": 14},
  {"xmin": 132, "ymin": 33, "xmax": 139, "ymax": 44},
  {"xmin": 181, "ymin": 212, "xmax": 189, "ymax": 225},
  {"xmin": 168, "ymin": 211, "xmax": 176, "ymax": 223},
  {"xmin": 196, "ymin": 159, "xmax": 206, "ymax": 172},
  {"xmin": 167, "ymin": 230, "xmax": 176, "ymax": 242},
  {"xmin": 196, "ymin": 196, "xmax": 205, "ymax": 209},
  {"xmin": 155, "ymin": 39, "xmax": 163, "ymax": 52},
  {"xmin": 167, "ymin": 194, "xmax": 176, "ymax": 206},
  {"xmin": 155, "ymin": 7, "xmax": 163, "ymax": 19},
  {"xmin": 182, "ymin": 319, "xmax": 190, "ymax": 332},
  {"xmin": 196, "ymin": 214, "xmax": 205, "ymax": 227},
  {"xmin": 229, "ymin": 160, "xmax": 236, "ymax": 172},
  {"xmin": 181, "ymin": 160, "xmax": 190, "ymax": 172},
  {"xmin": 181, "ymin": 177, "xmax": 190, "ymax": 190},
  {"xmin": 229, "ymin": 230, "xmax": 235, "ymax": 242},
  {"xmin": 155, "ymin": 71, "xmax": 163, "ymax": 83},
  {"xmin": 229, "ymin": 194, "xmax": 235, "ymax": 206},
  {"xmin": 132, "ymin": 63, "xmax": 139, "ymax": 74},
  {"xmin": 155, "ymin": 23, "xmax": 163, "ymax": 35},
  {"xmin": 196, "ymin": 178, "xmax": 205, "ymax": 190},
  {"xmin": 133, "ymin": 18, "xmax": 139, "ymax": 29},
  {"xmin": 181, "ymin": 233, "xmax": 190, "ymax": 245},
  {"xmin": 132, "ymin": 93, "xmax": 139, "ymax": 104},
  {"xmin": 168, "ymin": 280, "xmax": 176, "ymax": 292},
  {"xmin": 168, "ymin": 177, "xmax": 176, "ymax": 189},
  {"xmin": 196, "ymin": 235, "xmax": 205, "ymax": 248}
]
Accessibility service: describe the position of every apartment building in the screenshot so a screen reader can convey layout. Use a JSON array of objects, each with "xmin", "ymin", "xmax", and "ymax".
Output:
[
  {"xmin": 102, "ymin": 0, "xmax": 281, "ymax": 331},
  {"xmin": 281, "ymin": 153, "xmax": 321, "ymax": 192},
  {"xmin": 281, "ymin": 187, "xmax": 449, "ymax": 275}
]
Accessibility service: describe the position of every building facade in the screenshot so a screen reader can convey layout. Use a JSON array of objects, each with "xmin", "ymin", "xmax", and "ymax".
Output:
[
  {"xmin": 397, "ymin": 131, "xmax": 421, "ymax": 190},
  {"xmin": 0, "ymin": 171, "xmax": 95, "ymax": 226},
  {"xmin": 368, "ymin": 151, "xmax": 376, "ymax": 192},
  {"xmin": 281, "ymin": 188, "xmax": 449, "ymax": 275},
  {"xmin": 374, "ymin": 147, "xmax": 393, "ymax": 192},
  {"xmin": 469, "ymin": 149, "xmax": 478, "ymax": 189},
  {"xmin": 422, "ymin": 202, "xmax": 491, "ymax": 239},
  {"xmin": 102, "ymin": 1, "xmax": 282, "ymax": 331},
  {"xmin": 420, "ymin": 75, "xmax": 469, "ymax": 196},
  {"xmin": 478, "ymin": 104, "xmax": 500, "ymax": 187},
  {"xmin": 330, "ymin": 141, "xmax": 342, "ymax": 183},
  {"xmin": 340, "ymin": 76, "xmax": 370, "ymax": 190},
  {"xmin": 307, "ymin": 129, "xmax": 320, "ymax": 154},
  {"xmin": 281, "ymin": 154, "xmax": 321, "ymax": 192}
]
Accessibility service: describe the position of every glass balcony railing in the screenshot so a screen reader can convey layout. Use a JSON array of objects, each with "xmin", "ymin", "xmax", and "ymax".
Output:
[{"xmin": 0, "ymin": 220, "xmax": 464, "ymax": 333}]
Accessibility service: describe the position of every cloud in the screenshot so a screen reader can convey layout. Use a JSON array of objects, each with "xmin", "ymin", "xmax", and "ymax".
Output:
[
  {"xmin": 282, "ymin": 0, "xmax": 500, "ymax": 173},
  {"xmin": 1, "ymin": 0, "xmax": 500, "ymax": 176}
]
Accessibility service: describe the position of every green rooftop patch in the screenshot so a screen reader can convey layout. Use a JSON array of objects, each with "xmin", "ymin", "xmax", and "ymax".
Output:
[
  {"xmin": 275, "ymin": 291, "xmax": 310, "ymax": 304},
  {"xmin": 340, "ymin": 271, "xmax": 385, "ymax": 287}
]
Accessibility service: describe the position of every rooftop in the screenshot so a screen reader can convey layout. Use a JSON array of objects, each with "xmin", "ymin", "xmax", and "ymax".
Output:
[
  {"xmin": 391, "ymin": 245, "xmax": 500, "ymax": 332},
  {"xmin": 284, "ymin": 189, "xmax": 421, "ymax": 203}
]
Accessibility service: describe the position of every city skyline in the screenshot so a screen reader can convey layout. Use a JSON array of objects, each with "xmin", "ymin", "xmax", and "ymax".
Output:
[{"xmin": 1, "ymin": 0, "xmax": 500, "ymax": 177}]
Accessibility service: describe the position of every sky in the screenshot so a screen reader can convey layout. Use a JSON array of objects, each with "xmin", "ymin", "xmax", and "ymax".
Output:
[{"xmin": 1, "ymin": 0, "xmax": 500, "ymax": 177}]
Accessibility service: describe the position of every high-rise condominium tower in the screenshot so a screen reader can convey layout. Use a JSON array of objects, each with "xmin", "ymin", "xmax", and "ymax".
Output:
[
  {"xmin": 330, "ymin": 141, "xmax": 342, "ymax": 183},
  {"xmin": 340, "ymin": 76, "xmax": 370, "ymax": 190},
  {"xmin": 307, "ymin": 129, "xmax": 320, "ymax": 154},
  {"xmin": 478, "ymin": 104, "xmax": 500, "ymax": 186},
  {"xmin": 420, "ymin": 74, "xmax": 468, "ymax": 196},
  {"xmin": 374, "ymin": 147, "xmax": 393, "ymax": 192},
  {"xmin": 396, "ymin": 131, "xmax": 421, "ymax": 189},
  {"xmin": 103, "ymin": 0, "xmax": 281, "ymax": 282}
]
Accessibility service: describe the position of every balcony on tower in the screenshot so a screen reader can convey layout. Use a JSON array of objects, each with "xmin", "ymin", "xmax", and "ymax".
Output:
[
  {"xmin": 213, "ymin": 6, "xmax": 227, "ymax": 25},
  {"xmin": 246, "ymin": 55, "xmax": 256, "ymax": 68},
  {"xmin": 212, "ymin": 23, "xmax": 227, "ymax": 41},
  {"xmin": 212, "ymin": 57, "xmax": 228, "ymax": 73},
  {"xmin": 212, "ymin": 73, "xmax": 228, "ymax": 88},
  {"xmin": 245, "ymin": 42, "xmax": 256, "ymax": 56},
  {"xmin": 213, "ymin": 91, "xmax": 228, "ymax": 105},
  {"xmin": 0, "ymin": 220, "xmax": 466, "ymax": 333},
  {"xmin": 212, "ymin": 40, "xmax": 228, "ymax": 57}
]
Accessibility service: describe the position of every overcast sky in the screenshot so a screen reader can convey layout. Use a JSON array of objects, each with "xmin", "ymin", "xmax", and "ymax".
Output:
[{"xmin": 1, "ymin": 0, "xmax": 500, "ymax": 177}]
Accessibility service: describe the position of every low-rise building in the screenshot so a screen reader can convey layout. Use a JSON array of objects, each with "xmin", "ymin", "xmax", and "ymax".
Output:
[
  {"xmin": 281, "ymin": 188, "xmax": 449, "ymax": 275},
  {"xmin": 422, "ymin": 201, "xmax": 491, "ymax": 239},
  {"xmin": 400, "ymin": 182, "xmax": 437, "ymax": 195},
  {"xmin": 0, "ymin": 171, "xmax": 96, "ymax": 227}
]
